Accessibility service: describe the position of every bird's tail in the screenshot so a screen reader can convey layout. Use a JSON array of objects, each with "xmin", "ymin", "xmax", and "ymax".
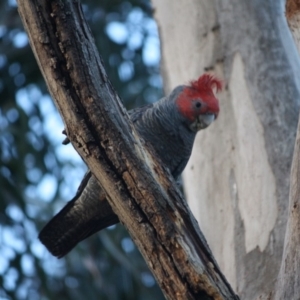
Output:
[{"xmin": 39, "ymin": 173, "xmax": 119, "ymax": 258}]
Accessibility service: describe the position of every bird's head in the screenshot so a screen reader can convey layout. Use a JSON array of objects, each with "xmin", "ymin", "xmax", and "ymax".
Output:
[{"xmin": 175, "ymin": 74, "xmax": 222, "ymax": 132}]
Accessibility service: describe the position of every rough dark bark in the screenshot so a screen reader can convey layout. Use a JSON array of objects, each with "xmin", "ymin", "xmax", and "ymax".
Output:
[{"xmin": 17, "ymin": 0, "xmax": 239, "ymax": 299}]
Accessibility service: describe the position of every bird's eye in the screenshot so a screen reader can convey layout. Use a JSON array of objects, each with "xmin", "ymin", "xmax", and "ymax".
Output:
[{"xmin": 195, "ymin": 102, "xmax": 201, "ymax": 108}]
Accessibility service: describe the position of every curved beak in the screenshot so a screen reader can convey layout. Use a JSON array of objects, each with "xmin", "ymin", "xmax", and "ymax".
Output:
[
  {"xmin": 190, "ymin": 113, "xmax": 217, "ymax": 132},
  {"xmin": 199, "ymin": 113, "xmax": 216, "ymax": 127}
]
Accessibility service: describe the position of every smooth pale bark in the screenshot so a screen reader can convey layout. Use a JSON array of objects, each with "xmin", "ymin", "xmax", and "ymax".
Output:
[
  {"xmin": 274, "ymin": 1, "xmax": 300, "ymax": 299},
  {"xmin": 152, "ymin": 0, "xmax": 300, "ymax": 299},
  {"xmin": 17, "ymin": 0, "xmax": 239, "ymax": 299}
]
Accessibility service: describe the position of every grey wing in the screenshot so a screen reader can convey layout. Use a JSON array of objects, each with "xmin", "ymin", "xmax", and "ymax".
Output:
[
  {"xmin": 39, "ymin": 104, "xmax": 156, "ymax": 258},
  {"xmin": 129, "ymin": 103, "xmax": 154, "ymax": 123}
]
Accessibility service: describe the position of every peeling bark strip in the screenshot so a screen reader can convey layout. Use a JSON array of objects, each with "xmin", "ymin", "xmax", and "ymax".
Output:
[
  {"xmin": 286, "ymin": 0, "xmax": 300, "ymax": 55},
  {"xmin": 286, "ymin": 0, "xmax": 300, "ymax": 19},
  {"xmin": 17, "ymin": 0, "xmax": 239, "ymax": 299}
]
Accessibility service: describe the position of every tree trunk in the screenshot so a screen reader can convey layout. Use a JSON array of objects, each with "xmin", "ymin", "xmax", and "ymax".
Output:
[
  {"xmin": 274, "ymin": 1, "xmax": 300, "ymax": 299},
  {"xmin": 17, "ymin": 0, "xmax": 239, "ymax": 299},
  {"xmin": 152, "ymin": 0, "xmax": 300, "ymax": 299}
]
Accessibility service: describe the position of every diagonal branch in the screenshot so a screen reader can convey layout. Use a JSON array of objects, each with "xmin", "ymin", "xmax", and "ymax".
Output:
[{"xmin": 17, "ymin": 0, "xmax": 239, "ymax": 299}]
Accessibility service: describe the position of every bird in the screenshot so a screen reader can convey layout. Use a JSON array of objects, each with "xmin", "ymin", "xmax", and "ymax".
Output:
[{"xmin": 39, "ymin": 73, "xmax": 222, "ymax": 258}]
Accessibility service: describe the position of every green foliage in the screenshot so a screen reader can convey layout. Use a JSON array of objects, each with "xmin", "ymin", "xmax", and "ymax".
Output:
[{"xmin": 0, "ymin": 0, "xmax": 164, "ymax": 299}]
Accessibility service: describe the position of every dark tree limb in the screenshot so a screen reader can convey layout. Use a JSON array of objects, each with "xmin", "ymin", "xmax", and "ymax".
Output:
[{"xmin": 17, "ymin": 1, "xmax": 239, "ymax": 299}]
